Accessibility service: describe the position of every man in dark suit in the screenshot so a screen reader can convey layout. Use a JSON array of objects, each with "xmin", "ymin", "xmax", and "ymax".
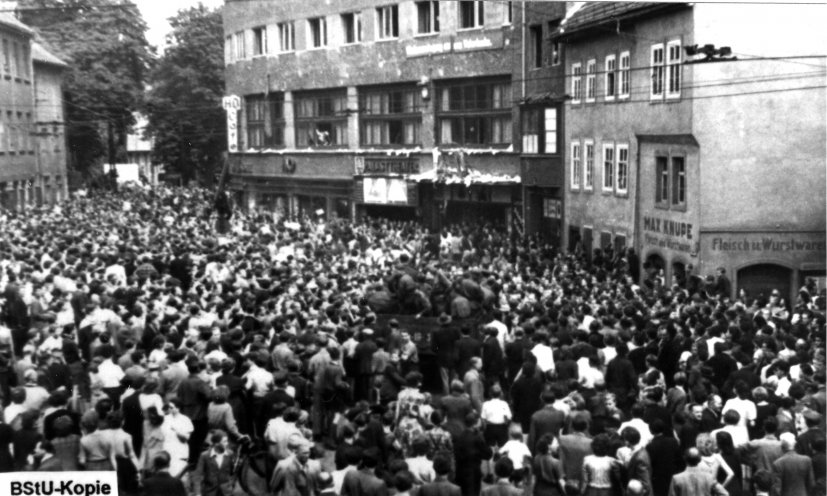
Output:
[
  {"xmin": 121, "ymin": 376, "xmax": 145, "ymax": 456},
  {"xmin": 215, "ymin": 358, "xmax": 248, "ymax": 435},
  {"xmin": 441, "ymin": 380, "xmax": 474, "ymax": 439},
  {"xmin": 773, "ymin": 432, "xmax": 815, "ymax": 496},
  {"xmin": 177, "ymin": 360, "xmax": 212, "ymax": 467},
  {"xmin": 605, "ymin": 343, "xmax": 637, "ymax": 411},
  {"xmin": 528, "ymin": 391, "xmax": 566, "ymax": 454},
  {"xmin": 646, "ymin": 419, "xmax": 684, "ymax": 496},
  {"xmin": 419, "ymin": 453, "xmax": 461, "ymax": 496},
  {"xmin": 34, "ymin": 441, "xmax": 63, "ymax": 471},
  {"xmin": 453, "ymin": 413, "xmax": 492, "ymax": 496},
  {"xmin": 432, "ymin": 314, "xmax": 460, "ymax": 394},
  {"xmin": 700, "ymin": 394, "xmax": 723, "ymax": 433},
  {"xmin": 510, "ymin": 362, "xmax": 544, "ymax": 433},
  {"xmin": 796, "ymin": 410, "xmax": 825, "ymax": 458},
  {"xmin": 454, "ymin": 326, "xmax": 481, "ymax": 378},
  {"xmin": 42, "ymin": 391, "xmax": 81, "ymax": 441},
  {"xmin": 354, "ymin": 329, "xmax": 378, "ymax": 402},
  {"xmin": 341, "ymin": 450, "xmax": 388, "ymax": 496},
  {"xmin": 192, "ymin": 431, "xmax": 236, "ymax": 496},
  {"xmin": 142, "ymin": 451, "xmax": 187, "ymax": 496}
]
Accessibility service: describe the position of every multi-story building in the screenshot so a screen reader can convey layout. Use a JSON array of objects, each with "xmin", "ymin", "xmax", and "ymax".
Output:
[
  {"xmin": 32, "ymin": 41, "xmax": 68, "ymax": 204},
  {"xmin": 0, "ymin": 13, "xmax": 36, "ymax": 210},
  {"xmin": 223, "ymin": 0, "xmax": 567, "ymax": 233},
  {"xmin": 558, "ymin": 3, "xmax": 826, "ymax": 300},
  {"xmin": 0, "ymin": 13, "xmax": 68, "ymax": 210}
]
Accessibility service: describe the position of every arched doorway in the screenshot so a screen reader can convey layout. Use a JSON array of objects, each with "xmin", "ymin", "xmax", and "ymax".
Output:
[
  {"xmin": 644, "ymin": 252, "xmax": 666, "ymax": 286},
  {"xmin": 737, "ymin": 263, "xmax": 792, "ymax": 304}
]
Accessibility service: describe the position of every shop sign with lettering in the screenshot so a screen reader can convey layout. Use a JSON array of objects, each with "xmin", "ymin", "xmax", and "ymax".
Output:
[
  {"xmin": 405, "ymin": 31, "xmax": 503, "ymax": 58},
  {"xmin": 358, "ymin": 158, "xmax": 420, "ymax": 175},
  {"xmin": 642, "ymin": 214, "xmax": 697, "ymax": 254}
]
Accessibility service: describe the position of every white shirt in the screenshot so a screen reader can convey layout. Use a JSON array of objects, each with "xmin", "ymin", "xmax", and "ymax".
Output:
[
  {"xmin": 98, "ymin": 359, "xmax": 125, "ymax": 388},
  {"xmin": 481, "ymin": 399, "xmax": 512, "ymax": 425},
  {"xmin": 333, "ymin": 466, "xmax": 357, "ymax": 495},
  {"xmin": 618, "ymin": 418, "xmax": 653, "ymax": 447},
  {"xmin": 531, "ymin": 344, "xmax": 555, "ymax": 373},
  {"xmin": 499, "ymin": 440, "xmax": 532, "ymax": 470},
  {"xmin": 488, "ymin": 320, "xmax": 508, "ymax": 350}
]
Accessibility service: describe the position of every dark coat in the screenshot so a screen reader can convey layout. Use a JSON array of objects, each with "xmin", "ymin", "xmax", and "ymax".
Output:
[
  {"xmin": 341, "ymin": 468, "xmax": 389, "ymax": 496},
  {"xmin": 528, "ymin": 406, "xmax": 566, "ymax": 454},
  {"xmin": 432, "ymin": 326, "xmax": 461, "ymax": 369},
  {"xmin": 36, "ymin": 455, "xmax": 64, "ymax": 472},
  {"xmin": 177, "ymin": 374, "xmax": 211, "ymax": 420},
  {"xmin": 121, "ymin": 391, "xmax": 144, "ymax": 456},
  {"xmin": 454, "ymin": 428, "xmax": 492, "ymax": 496},
  {"xmin": 419, "ymin": 479, "xmax": 462, "ymax": 496},
  {"xmin": 440, "ymin": 394, "xmax": 473, "ymax": 439},
  {"xmin": 510, "ymin": 372, "xmax": 544, "ymax": 432},
  {"xmin": 455, "ymin": 335, "xmax": 482, "ymax": 376},
  {"xmin": 646, "ymin": 435, "xmax": 684, "ymax": 496},
  {"xmin": 772, "ymin": 452, "xmax": 815, "ymax": 496},
  {"xmin": 482, "ymin": 337, "xmax": 504, "ymax": 380},
  {"xmin": 192, "ymin": 450, "xmax": 236, "ymax": 496},
  {"xmin": 142, "ymin": 471, "xmax": 188, "ymax": 496}
]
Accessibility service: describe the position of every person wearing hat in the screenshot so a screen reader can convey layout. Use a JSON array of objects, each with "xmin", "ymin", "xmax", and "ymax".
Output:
[{"xmin": 432, "ymin": 313, "xmax": 460, "ymax": 395}]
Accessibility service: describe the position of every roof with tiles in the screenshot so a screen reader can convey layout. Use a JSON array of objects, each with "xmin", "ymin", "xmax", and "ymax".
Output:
[
  {"xmin": 559, "ymin": 2, "xmax": 688, "ymax": 37},
  {"xmin": 0, "ymin": 12, "xmax": 33, "ymax": 36}
]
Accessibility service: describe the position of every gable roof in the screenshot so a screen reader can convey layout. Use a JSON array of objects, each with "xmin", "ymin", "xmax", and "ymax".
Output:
[
  {"xmin": 558, "ymin": 2, "xmax": 689, "ymax": 39},
  {"xmin": 32, "ymin": 41, "xmax": 67, "ymax": 68},
  {"xmin": 0, "ymin": 12, "xmax": 33, "ymax": 36}
]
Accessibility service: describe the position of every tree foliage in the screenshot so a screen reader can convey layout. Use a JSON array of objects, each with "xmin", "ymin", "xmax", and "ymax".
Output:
[
  {"xmin": 18, "ymin": 0, "xmax": 153, "ymax": 173},
  {"xmin": 144, "ymin": 5, "xmax": 225, "ymax": 185}
]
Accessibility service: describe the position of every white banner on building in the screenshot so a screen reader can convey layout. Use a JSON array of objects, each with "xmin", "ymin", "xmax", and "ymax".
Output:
[
  {"xmin": 0, "ymin": 471, "xmax": 118, "ymax": 496},
  {"xmin": 363, "ymin": 178, "xmax": 408, "ymax": 205},
  {"xmin": 223, "ymin": 95, "xmax": 241, "ymax": 153}
]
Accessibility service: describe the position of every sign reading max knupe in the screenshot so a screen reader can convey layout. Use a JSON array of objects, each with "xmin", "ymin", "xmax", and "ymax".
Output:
[{"xmin": 0, "ymin": 471, "xmax": 117, "ymax": 496}]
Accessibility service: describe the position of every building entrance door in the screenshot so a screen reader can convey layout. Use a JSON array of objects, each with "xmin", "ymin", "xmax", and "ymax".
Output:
[{"xmin": 737, "ymin": 263, "xmax": 792, "ymax": 304}]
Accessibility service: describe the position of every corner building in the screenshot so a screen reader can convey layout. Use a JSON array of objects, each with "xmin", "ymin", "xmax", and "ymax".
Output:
[
  {"xmin": 223, "ymin": 0, "xmax": 564, "ymax": 232},
  {"xmin": 557, "ymin": 3, "xmax": 826, "ymax": 301}
]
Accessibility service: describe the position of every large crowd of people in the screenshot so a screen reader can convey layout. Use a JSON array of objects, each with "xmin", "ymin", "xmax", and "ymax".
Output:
[{"xmin": 0, "ymin": 185, "xmax": 823, "ymax": 496}]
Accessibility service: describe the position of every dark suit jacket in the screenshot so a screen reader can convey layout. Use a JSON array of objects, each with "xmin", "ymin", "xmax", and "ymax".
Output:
[
  {"xmin": 159, "ymin": 363, "xmax": 188, "ymax": 400},
  {"xmin": 177, "ymin": 374, "xmax": 211, "ymax": 420},
  {"xmin": 528, "ymin": 406, "xmax": 566, "ymax": 454},
  {"xmin": 193, "ymin": 450, "xmax": 235, "ymax": 496},
  {"xmin": 341, "ymin": 468, "xmax": 389, "ymax": 496},
  {"xmin": 43, "ymin": 408, "xmax": 81, "ymax": 441},
  {"xmin": 453, "ymin": 429, "xmax": 492, "ymax": 476},
  {"xmin": 773, "ymin": 452, "xmax": 815, "ymax": 496},
  {"xmin": 121, "ymin": 391, "xmax": 144, "ymax": 456},
  {"xmin": 646, "ymin": 435, "xmax": 684, "ymax": 496},
  {"xmin": 455, "ymin": 336, "xmax": 481, "ymax": 375},
  {"xmin": 141, "ymin": 472, "xmax": 188, "ymax": 496},
  {"xmin": 432, "ymin": 327, "xmax": 460, "ymax": 368},
  {"xmin": 419, "ymin": 479, "xmax": 461, "ymax": 496},
  {"xmin": 481, "ymin": 481, "xmax": 522, "ymax": 496},
  {"xmin": 558, "ymin": 432, "xmax": 592, "ymax": 483}
]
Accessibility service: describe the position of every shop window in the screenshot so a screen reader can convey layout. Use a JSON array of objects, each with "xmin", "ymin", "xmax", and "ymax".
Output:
[
  {"xmin": 571, "ymin": 63, "xmax": 582, "ymax": 104},
  {"xmin": 459, "ymin": 1, "xmax": 484, "ymax": 29},
  {"xmin": 529, "ymin": 25, "xmax": 542, "ymax": 68},
  {"xmin": 376, "ymin": 5, "xmax": 399, "ymax": 39},
  {"xmin": 342, "ymin": 12, "xmax": 363, "ymax": 44},
  {"xmin": 308, "ymin": 17, "xmax": 327, "ymax": 48},
  {"xmin": 252, "ymin": 26, "xmax": 267, "ymax": 56},
  {"xmin": 246, "ymin": 94, "xmax": 285, "ymax": 149},
  {"xmin": 278, "ymin": 22, "xmax": 295, "ymax": 52},
  {"xmin": 360, "ymin": 85, "xmax": 422, "ymax": 146},
  {"xmin": 436, "ymin": 79, "xmax": 512, "ymax": 146},
  {"xmin": 294, "ymin": 90, "xmax": 347, "ymax": 147},
  {"xmin": 416, "ymin": 1, "xmax": 439, "ymax": 34}
]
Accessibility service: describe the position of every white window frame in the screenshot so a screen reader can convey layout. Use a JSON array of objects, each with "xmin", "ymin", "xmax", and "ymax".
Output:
[
  {"xmin": 584, "ymin": 139, "xmax": 594, "ymax": 191},
  {"xmin": 252, "ymin": 26, "xmax": 267, "ymax": 56},
  {"xmin": 342, "ymin": 12, "xmax": 363, "ymax": 44},
  {"xmin": 278, "ymin": 22, "xmax": 295, "ymax": 52},
  {"xmin": 586, "ymin": 59, "xmax": 596, "ymax": 102},
  {"xmin": 619, "ymin": 51, "xmax": 630, "ymax": 99},
  {"xmin": 604, "ymin": 54, "xmax": 616, "ymax": 101},
  {"xmin": 667, "ymin": 40, "xmax": 682, "ymax": 99},
  {"xmin": 543, "ymin": 107, "xmax": 557, "ymax": 154},
  {"xmin": 571, "ymin": 63, "xmax": 582, "ymax": 104},
  {"xmin": 651, "ymin": 43, "xmax": 664, "ymax": 100},
  {"xmin": 307, "ymin": 17, "xmax": 327, "ymax": 49},
  {"xmin": 602, "ymin": 143, "xmax": 615, "ymax": 192},
  {"xmin": 616, "ymin": 144, "xmax": 629, "ymax": 195},
  {"xmin": 459, "ymin": 1, "xmax": 484, "ymax": 30},
  {"xmin": 672, "ymin": 155, "xmax": 686, "ymax": 207},
  {"xmin": 571, "ymin": 141, "xmax": 582, "ymax": 190},
  {"xmin": 376, "ymin": 5, "xmax": 399, "ymax": 40},
  {"xmin": 415, "ymin": 1, "xmax": 439, "ymax": 35},
  {"xmin": 234, "ymin": 31, "xmax": 245, "ymax": 59}
]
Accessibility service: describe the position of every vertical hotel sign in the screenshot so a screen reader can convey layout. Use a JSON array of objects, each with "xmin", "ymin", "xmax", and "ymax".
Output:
[{"xmin": 222, "ymin": 95, "xmax": 241, "ymax": 153}]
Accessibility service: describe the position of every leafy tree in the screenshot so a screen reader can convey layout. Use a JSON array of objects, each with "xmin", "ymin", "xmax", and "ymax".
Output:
[
  {"xmin": 18, "ymin": 0, "xmax": 152, "ymax": 174},
  {"xmin": 144, "ymin": 5, "xmax": 225, "ymax": 185}
]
